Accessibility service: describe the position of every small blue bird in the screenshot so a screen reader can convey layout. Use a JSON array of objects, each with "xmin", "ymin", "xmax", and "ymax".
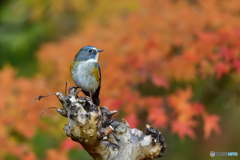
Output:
[{"xmin": 70, "ymin": 46, "xmax": 103, "ymax": 106}]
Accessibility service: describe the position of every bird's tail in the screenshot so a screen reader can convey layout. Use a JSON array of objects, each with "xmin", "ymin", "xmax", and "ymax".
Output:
[{"xmin": 92, "ymin": 95, "xmax": 100, "ymax": 106}]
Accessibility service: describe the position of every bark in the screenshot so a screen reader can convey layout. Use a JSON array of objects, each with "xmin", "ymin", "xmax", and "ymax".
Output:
[{"xmin": 39, "ymin": 87, "xmax": 167, "ymax": 160}]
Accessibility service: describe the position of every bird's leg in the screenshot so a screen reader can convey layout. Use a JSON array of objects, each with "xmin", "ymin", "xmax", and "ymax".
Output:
[{"xmin": 90, "ymin": 90, "xmax": 96, "ymax": 102}]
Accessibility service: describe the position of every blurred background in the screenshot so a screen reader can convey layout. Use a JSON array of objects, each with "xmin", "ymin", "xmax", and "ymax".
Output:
[{"xmin": 1, "ymin": 0, "xmax": 240, "ymax": 159}]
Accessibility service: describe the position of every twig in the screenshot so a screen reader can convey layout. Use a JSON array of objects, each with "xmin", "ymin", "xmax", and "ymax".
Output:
[
  {"xmin": 65, "ymin": 81, "xmax": 71, "ymax": 96},
  {"xmin": 40, "ymin": 107, "xmax": 58, "ymax": 117},
  {"xmin": 32, "ymin": 93, "xmax": 56, "ymax": 103}
]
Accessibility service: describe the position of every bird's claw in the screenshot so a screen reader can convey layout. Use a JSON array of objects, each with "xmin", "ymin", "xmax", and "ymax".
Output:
[{"xmin": 68, "ymin": 86, "xmax": 80, "ymax": 94}]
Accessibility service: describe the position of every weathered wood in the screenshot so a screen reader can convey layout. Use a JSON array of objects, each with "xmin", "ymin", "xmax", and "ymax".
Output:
[{"xmin": 43, "ymin": 87, "xmax": 166, "ymax": 160}]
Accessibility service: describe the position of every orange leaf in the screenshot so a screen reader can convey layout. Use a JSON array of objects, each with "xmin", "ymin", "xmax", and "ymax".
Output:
[
  {"xmin": 168, "ymin": 87, "xmax": 193, "ymax": 113},
  {"xmin": 203, "ymin": 114, "xmax": 220, "ymax": 139},
  {"xmin": 171, "ymin": 119, "xmax": 197, "ymax": 140},
  {"xmin": 148, "ymin": 106, "xmax": 167, "ymax": 128},
  {"xmin": 46, "ymin": 149, "xmax": 68, "ymax": 160}
]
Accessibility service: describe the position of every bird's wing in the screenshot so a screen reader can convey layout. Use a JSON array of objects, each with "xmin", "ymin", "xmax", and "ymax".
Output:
[
  {"xmin": 94, "ymin": 63, "xmax": 101, "ymax": 95},
  {"xmin": 92, "ymin": 63, "xmax": 101, "ymax": 105},
  {"xmin": 93, "ymin": 63, "xmax": 101, "ymax": 83},
  {"xmin": 97, "ymin": 63, "xmax": 101, "ymax": 85}
]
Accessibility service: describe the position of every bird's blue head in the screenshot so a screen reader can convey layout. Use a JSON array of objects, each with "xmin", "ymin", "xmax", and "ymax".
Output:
[{"xmin": 74, "ymin": 46, "xmax": 104, "ymax": 61}]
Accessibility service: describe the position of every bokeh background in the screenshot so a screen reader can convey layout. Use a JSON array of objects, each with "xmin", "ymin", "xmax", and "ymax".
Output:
[{"xmin": 1, "ymin": 0, "xmax": 240, "ymax": 159}]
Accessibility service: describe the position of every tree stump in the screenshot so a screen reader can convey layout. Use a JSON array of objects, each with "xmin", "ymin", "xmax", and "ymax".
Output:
[{"xmin": 37, "ymin": 87, "xmax": 166, "ymax": 160}]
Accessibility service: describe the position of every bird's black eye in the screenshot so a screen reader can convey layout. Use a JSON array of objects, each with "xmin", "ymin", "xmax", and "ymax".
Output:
[{"xmin": 89, "ymin": 49, "xmax": 93, "ymax": 53}]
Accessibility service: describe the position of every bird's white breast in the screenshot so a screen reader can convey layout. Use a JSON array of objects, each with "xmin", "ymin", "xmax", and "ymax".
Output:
[{"xmin": 71, "ymin": 59, "xmax": 99, "ymax": 92}]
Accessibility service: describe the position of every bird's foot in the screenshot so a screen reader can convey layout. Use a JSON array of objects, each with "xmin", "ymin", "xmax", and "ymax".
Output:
[
  {"xmin": 68, "ymin": 86, "xmax": 81, "ymax": 95},
  {"xmin": 85, "ymin": 96, "xmax": 94, "ymax": 106}
]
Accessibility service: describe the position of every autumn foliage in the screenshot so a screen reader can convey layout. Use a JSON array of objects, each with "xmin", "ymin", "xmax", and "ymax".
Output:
[{"xmin": 1, "ymin": 0, "xmax": 240, "ymax": 159}]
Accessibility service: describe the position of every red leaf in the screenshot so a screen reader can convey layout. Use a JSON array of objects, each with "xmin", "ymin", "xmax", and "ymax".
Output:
[
  {"xmin": 125, "ymin": 114, "xmax": 139, "ymax": 128},
  {"xmin": 20, "ymin": 152, "xmax": 36, "ymax": 160},
  {"xmin": 219, "ymin": 47, "xmax": 232, "ymax": 62},
  {"xmin": 152, "ymin": 76, "xmax": 169, "ymax": 89},
  {"xmin": 60, "ymin": 138, "xmax": 81, "ymax": 151},
  {"xmin": 215, "ymin": 62, "xmax": 230, "ymax": 79},
  {"xmin": 192, "ymin": 103, "xmax": 205, "ymax": 115}
]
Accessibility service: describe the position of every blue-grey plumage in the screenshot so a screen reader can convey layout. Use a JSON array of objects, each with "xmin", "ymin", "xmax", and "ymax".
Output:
[{"xmin": 70, "ymin": 46, "xmax": 103, "ymax": 106}]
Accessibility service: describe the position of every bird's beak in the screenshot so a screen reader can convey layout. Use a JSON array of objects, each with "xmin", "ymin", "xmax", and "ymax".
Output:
[{"xmin": 98, "ymin": 49, "xmax": 104, "ymax": 52}]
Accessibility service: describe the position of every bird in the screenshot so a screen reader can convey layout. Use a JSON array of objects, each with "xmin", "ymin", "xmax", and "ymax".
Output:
[{"xmin": 70, "ymin": 46, "xmax": 103, "ymax": 106}]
